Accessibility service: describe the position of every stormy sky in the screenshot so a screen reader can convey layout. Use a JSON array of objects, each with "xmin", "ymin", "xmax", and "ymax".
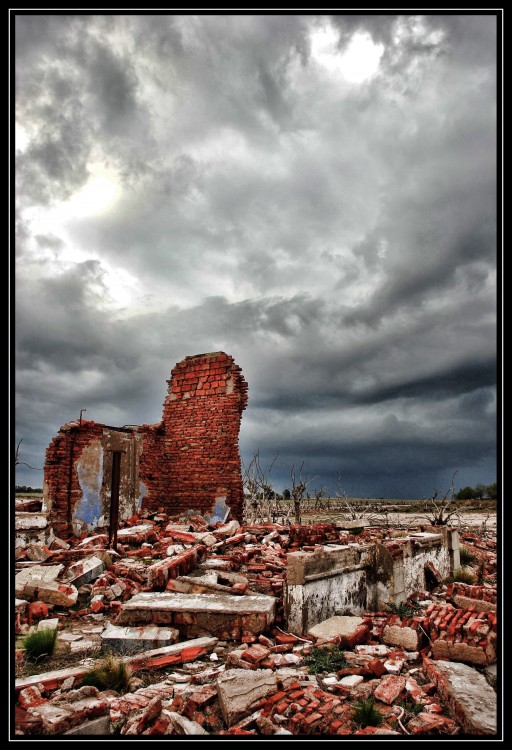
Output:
[{"xmin": 14, "ymin": 13, "xmax": 498, "ymax": 498}]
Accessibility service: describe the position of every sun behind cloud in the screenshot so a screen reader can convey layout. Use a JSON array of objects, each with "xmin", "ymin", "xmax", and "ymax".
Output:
[
  {"xmin": 66, "ymin": 164, "xmax": 121, "ymax": 218},
  {"xmin": 310, "ymin": 23, "xmax": 384, "ymax": 83}
]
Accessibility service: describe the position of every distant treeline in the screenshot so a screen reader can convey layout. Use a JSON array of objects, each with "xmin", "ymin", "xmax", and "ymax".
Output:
[
  {"xmin": 15, "ymin": 485, "xmax": 43, "ymax": 494},
  {"xmin": 454, "ymin": 482, "xmax": 497, "ymax": 500}
]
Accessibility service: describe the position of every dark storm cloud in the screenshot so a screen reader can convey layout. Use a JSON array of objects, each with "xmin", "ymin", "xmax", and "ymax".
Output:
[{"xmin": 14, "ymin": 13, "xmax": 498, "ymax": 496}]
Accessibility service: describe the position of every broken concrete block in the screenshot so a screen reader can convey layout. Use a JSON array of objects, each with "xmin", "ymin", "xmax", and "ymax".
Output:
[
  {"xmin": 65, "ymin": 556, "xmax": 106, "ymax": 588},
  {"xmin": 16, "ymin": 565, "xmax": 78, "ymax": 607},
  {"xmin": 192, "ymin": 532, "xmax": 218, "ymax": 547},
  {"xmin": 166, "ymin": 711, "xmax": 209, "ymax": 735},
  {"xmin": 423, "ymin": 658, "xmax": 497, "ymax": 735},
  {"xmin": 101, "ymin": 624, "xmax": 179, "ymax": 654},
  {"xmin": 307, "ymin": 615, "xmax": 367, "ymax": 646},
  {"xmin": 382, "ymin": 624, "xmax": 421, "ymax": 651},
  {"xmin": 373, "ymin": 675, "xmax": 406, "ymax": 705},
  {"xmin": 216, "ymin": 668, "xmax": 278, "ymax": 727}
]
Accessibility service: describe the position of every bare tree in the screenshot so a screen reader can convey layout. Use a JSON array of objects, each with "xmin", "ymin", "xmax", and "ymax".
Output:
[
  {"xmin": 334, "ymin": 473, "xmax": 380, "ymax": 525},
  {"xmin": 290, "ymin": 462, "xmax": 318, "ymax": 524},
  {"xmin": 15, "ymin": 439, "xmax": 42, "ymax": 471},
  {"xmin": 242, "ymin": 450, "xmax": 279, "ymax": 523},
  {"xmin": 420, "ymin": 471, "xmax": 460, "ymax": 526}
]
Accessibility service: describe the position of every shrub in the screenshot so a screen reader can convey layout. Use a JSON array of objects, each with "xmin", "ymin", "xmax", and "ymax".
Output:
[
  {"xmin": 302, "ymin": 645, "xmax": 348, "ymax": 674},
  {"xmin": 352, "ymin": 697, "xmax": 384, "ymax": 728},
  {"xmin": 23, "ymin": 628, "xmax": 58, "ymax": 662},
  {"xmin": 451, "ymin": 567, "xmax": 475, "ymax": 584},
  {"xmin": 81, "ymin": 654, "xmax": 132, "ymax": 692},
  {"xmin": 459, "ymin": 546, "xmax": 476, "ymax": 566}
]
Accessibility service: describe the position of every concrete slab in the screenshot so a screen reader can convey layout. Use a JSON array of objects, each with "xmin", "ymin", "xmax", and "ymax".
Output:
[
  {"xmin": 424, "ymin": 658, "xmax": 497, "ymax": 735},
  {"xmin": 216, "ymin": 668, "xmax": 277, "ymax": 727},
  {"xmin": 101, "ymin": 623, "xmax": 179, "ymax": 654}
]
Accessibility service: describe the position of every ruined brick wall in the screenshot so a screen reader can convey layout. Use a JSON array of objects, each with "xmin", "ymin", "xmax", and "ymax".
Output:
[
  {"xmin": 44, "ymin": 421, "xmax": 104, "ymax": 538},
  {"xmin": 45, "ymin": 421, "xmax": 143, "ymax": 538},
  {"xmin": 141, "ymin": 352, "xmax": 248, "ymax": 520},
  {"xmin": 44, "ymin": 352, "xmax": 248, "ymax": 536}
]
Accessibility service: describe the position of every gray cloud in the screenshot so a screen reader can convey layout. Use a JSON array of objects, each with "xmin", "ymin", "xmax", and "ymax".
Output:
[{"xmin": 14, "ymin": 13, "xmax": 498, "ymax": 497}]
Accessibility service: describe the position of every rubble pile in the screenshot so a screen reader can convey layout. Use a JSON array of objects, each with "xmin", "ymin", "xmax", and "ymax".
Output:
[{"xmin": 14, "ymin": 512, "xmax": 498, "ymax": 737}]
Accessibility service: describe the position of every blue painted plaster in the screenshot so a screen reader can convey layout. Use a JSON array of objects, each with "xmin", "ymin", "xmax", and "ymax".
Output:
[
  {"xmin": 75, "ymin": 446, "xmax": 104, "ymax": 529},
  {"xmin": 138, "ymin": 482, "xmax": 147, "ymax": 509}
]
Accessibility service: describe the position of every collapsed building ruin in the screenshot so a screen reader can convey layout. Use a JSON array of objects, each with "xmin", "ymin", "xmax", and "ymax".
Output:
[
  {"xmin": 15, "ymin": 352, "xmax": 497, "ymax": 736},
  {"xmin": 43, "ymin": 352, "xmax": 248, "ymax": 539}
]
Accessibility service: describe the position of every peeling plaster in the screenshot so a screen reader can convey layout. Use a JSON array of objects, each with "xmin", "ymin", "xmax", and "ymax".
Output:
[{"xmin": 75, "ymin": 440, "xmax": 104, "ymax": 532}]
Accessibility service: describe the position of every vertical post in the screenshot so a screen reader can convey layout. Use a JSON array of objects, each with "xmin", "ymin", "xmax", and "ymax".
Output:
[{"xmin": 109, "ymin": 451, "xmax": 122, "ymax": 551}]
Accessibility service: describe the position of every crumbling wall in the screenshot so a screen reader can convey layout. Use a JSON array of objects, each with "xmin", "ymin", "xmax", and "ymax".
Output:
[
  {"xmin": 285, "ymin": 545, "xmax": 373, "ymax": 633},
  {"xmin": 141, "ymin": 352, "xmax": 248, "ymax": 519},
  {"xmin": 45, "ymin": 422, "xmax": 143, "ymax": 538},
  {"xmin": 44, "ymin": 352, "xmax": 248, "ymax": 537},
  {"xmin": 284, "ymin": 531, "xmax": 459, "ymax": 634}
]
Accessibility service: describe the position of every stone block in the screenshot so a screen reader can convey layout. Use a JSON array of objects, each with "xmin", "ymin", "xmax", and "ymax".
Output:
[{"xmin": 382, "ymin": 624, "xmax": 421, "ymax": 651}]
